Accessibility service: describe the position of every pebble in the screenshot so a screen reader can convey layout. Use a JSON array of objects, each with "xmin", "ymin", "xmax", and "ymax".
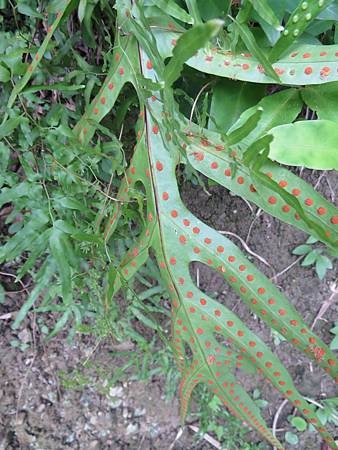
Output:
[
  {"xmin": 134, "ymin": 407, "xmax": 146, "ymax": 417},
  {"xmin": 126, "ymin": 423, "xmax": 138, "ymax": 435},
  {"xmin": 109, "ymin": 386, "xmax": 123, "ymax": 397}
]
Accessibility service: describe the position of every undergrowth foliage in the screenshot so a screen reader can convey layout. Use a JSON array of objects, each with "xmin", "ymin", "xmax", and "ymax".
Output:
[{"xmin": 1, "ymin": 0, "xmax": 338, "ymax": 448}]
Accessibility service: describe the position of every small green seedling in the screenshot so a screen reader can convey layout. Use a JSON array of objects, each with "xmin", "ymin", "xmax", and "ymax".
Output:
[{"xmin": 293, "ymin": 236, "xmax": 333, "ymax": 279}]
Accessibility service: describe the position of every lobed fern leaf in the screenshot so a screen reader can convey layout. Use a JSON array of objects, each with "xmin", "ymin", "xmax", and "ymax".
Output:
[{"xmin": 70, "ymin": 3, "xmax": 338, "ymax": 448}]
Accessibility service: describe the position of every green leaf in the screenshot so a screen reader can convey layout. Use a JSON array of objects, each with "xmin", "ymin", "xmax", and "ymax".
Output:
[
  {"xmin": 269, "ymin": 120, "xmax": 338, "ymax": 170},
  {"xmin": 248, "ymin": 0, "xmax": 283, "ymax": 30},
  {"xmin": 154, "ymin": 22, "xmax": 338, "ymax": 85},
  {"xmin": 209, "ymin": 79, "xmax": 265, "ymax": 133},
  {"xmin": 302, "ymin": 82, "xmax": 338, "ymax": 123},
  {"xmin": 78, "ymin": 0, "xmax": 87, "ymax": 23},
  {"xmin": 229, "ymin": 89, "xmax": 302, "ymax": 148},
  {"xmin": 227, "ymin": 108, "xmax": 264, "ymax": 145},
  {"xmin": 155, "ymin": 0, "xmax": 193, "ymax": 24},
  {"xmin": 71, "ymin": 232, "xmax": 102, "ymax": 244},
  {"xmin": 291, "ymin": 416, "xmax": 307, "ymax": 432},
  {"xmin": 49, "ymin": 227, "xmax": 72, "ymax": 305},
  {"xmin": 48, "ymin": 310, "xmax": 71, "ymax": 338},
  {"xmin": 196, "ymin": 0, "xmax": 231, "ymax": 21},
  {"xmin": 130, "ymin": 307, "xmax": 158, "ymax": 330},
  {"xmin": 164, "ymin": 19, "xmax": 223, "ymax": 87},
  {"xmin": 228, "ymin": 17, "xmax": 280, "ymax": 83},
  {"xmin": 302, "ymin": 250, "xmax": 320, "ymax": 267},
  {"xmin": 23, "ymin": 83, "xmax": 85, "ymax": 94},
  {"xmin": 269, "ymin": 0, "xmax": 336, "ymax": 62},
  {"xmin": 0, "ymin": 64, "xmax": 10, "ymax": 82},
  {"xmin": 292, "ymin": 244, "xmax": 311, "ymax": 256},
  {"xmin": 285, "ymin": 431, "xmax": 299, "ymax": 445},
  {"xmin": 0, "ymin": 117, "xmax": 22, "ymax": 139},
  {"xmin": 17, "ymin": 3, "xmax": 44, "ymax": 18},
  {"xmin": 12, "ymin": 261, "xmax": 55, "ymax": 329},
  {"xmin": 315, "ymin": 255, "xmax": 332, "ymax": 280},
  {"xmin": 330, "ymin": 335, "xmax": 338, "ymax": 351},
  {"xmin": 306, "ymin": 235, "xmax": 318, "ymax": 244}
]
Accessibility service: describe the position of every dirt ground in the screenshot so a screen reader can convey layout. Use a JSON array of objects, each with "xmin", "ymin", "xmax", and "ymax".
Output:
[{"xmin": 0, "ymin": 169, "xmax": 337, "ymax": 450}]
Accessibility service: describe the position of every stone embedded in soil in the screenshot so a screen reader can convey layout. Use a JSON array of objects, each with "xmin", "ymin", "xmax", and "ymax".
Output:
[
  {"xmin": 110, "ymin": 398, "xmax": 122, "ymax": 409},
  {"xmin": 109, "ymin": 386, "xmax": 123, "ymax": 397},
  {"xmin": 18, "ymin": 329, "xmax": 31, "ymax": 344},
  {"xmin": 134, "ymin": 407, "xmax": 146, "ymax": 417},
  {"xmin": 126, "ymin": 423, "xmax": 138, "ymax": 435}
]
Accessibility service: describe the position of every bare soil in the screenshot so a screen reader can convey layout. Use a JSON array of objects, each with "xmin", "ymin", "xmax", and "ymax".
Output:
[{"xmin": 1, "ymin": 169, "xmax": 337, "ymax": 450}]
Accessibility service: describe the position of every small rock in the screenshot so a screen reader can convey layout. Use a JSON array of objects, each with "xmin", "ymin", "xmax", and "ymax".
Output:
[
  {"xmin": 126, "ymin": 423, "xmax": 138, "ymax": 435},
  {"xmin": 18, "ymin": 329, "xmax": 31, "ymax": 344},
  {"xmin": 109, "ymin": 386, "xmax": 123, "ymax": 397},
  {"xmin": 110, "ymin": 398, "xmax": 122, "ymax": 409},
  {"xmin": 90, "ymin": 416, "xmax": 98, "ymax": 426},
  {"xmin": 64, "ymin": 432, "xmax": 75, "ymax": 444},
  {"xmin": 36, "ymin": 404, "xmax": 45, "ymax": 413},
  {"xmin": 149, "ymin": 423, "xmax": 160, "ymax": 438},
  {"xmin": 134, "ymin": 407, "xmax": 146, "ymax": 417}
]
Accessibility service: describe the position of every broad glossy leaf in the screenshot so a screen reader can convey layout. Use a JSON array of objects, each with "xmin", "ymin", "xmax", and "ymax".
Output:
[
  {"xmin": 153, "ymin": 0, "xmax": 193, "ymax": 24},
  {"xmin": 196, "ymin": 0, "xmax": 231, "ymax": 20},
  {"xmin": 209, "ymin": 79, "xmax": 265, "ymax": 132},
  {"xmin": 229, "ymin": 88, "xmax": 303, "ymax": 147},
  {"xmin": 248, "ymin": 0, "xmax": 282, "ymax": 30},
  {"xmin": 269, "ymin": 120, "xmax": 338, "ymax": 169},
  {"xmin": 302, "ymin": 82, "xmax": 338, "ymax": 122}
]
